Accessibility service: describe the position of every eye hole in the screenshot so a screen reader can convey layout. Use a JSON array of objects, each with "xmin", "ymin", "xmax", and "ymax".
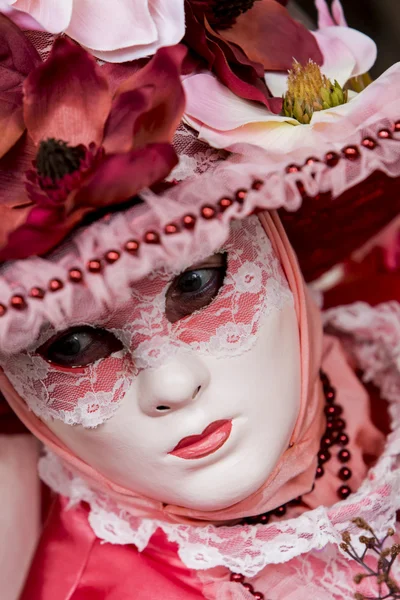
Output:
[
  {"xmin": 166, "ymin": 253, "xmax": 227, "ymax": 323},
  {"xmin": 37, "ymin": 326, "xmax": 123, "ymax": 368}
]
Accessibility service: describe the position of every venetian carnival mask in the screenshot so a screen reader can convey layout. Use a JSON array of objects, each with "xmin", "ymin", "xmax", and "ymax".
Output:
[{"xmin": 0, "ymin": 216, "xmax": 301, "ymax": 510}]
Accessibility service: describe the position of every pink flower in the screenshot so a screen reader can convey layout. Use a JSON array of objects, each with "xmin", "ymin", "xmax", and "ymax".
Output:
[
  {"xmin": 0, "ymin": 37, "xmax": 187, "ymax": 261},
  {"xmin": 183, "ymin": 0, "xmax": 378, "ymax": 154},
  {"xmin": 0, "ymin": 0, "xmax": 185, "ymax": 62}
]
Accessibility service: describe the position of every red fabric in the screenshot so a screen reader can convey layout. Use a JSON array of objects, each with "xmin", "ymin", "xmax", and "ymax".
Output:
[
  {"xmin": 21, "ymin": 496, "xmax": 205, "ymax": 600},
  {"xmin": 0, "ymin": 392, "xmax": 27, "ymax": 434}
]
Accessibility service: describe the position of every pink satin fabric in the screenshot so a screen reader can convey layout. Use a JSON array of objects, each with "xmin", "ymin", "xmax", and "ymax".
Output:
[
  {"xmin": 20, "ymin": 496, "xmax": 204, "ymax": 600},
  {"xmin": 0, "ymin": 211, "xmax": 326, "ymax": 523}
]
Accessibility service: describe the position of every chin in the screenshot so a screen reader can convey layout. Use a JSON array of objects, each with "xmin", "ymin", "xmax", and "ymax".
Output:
[{"xmin": 164, "ymin": 460, "xmax": 271, "ymax": 512}]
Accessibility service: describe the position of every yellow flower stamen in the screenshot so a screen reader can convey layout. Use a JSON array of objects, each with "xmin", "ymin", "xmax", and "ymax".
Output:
[{"xmin": 283, "ymin": 60, "xmax": 348, "ymax": 125}]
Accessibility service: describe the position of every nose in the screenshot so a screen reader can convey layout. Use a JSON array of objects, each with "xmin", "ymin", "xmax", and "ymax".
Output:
[{"xmin": 137, "ymin": 353, "xmax": 210, "ymax": 416}]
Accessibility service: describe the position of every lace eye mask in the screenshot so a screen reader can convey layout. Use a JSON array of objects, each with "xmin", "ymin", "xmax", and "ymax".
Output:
[{"xmin": 0, "ymin": 217, "xmax": 293, "ymax": 428}]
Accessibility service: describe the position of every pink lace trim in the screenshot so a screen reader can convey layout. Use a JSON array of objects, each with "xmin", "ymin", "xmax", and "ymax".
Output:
[
  {"xmin": 1, "ymin": 116, "xmax": 400, "ymax": 355},
  {"xmin": 39, "ymin": 301, "xmax": 400, "ymax": 578}
]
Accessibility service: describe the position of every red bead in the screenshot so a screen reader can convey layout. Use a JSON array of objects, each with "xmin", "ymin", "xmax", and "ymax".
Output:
[
  {"xmin": 324, "ymin": 405, "xmax": 336, "ymax": 418},
  {"xmin": 339, "ymin": 467, "xmax": 352, "ymax": 481},
  {"xmin": 316, "ymin": 465, "xmax": 324, "ymax": 478},
  {"xmin": 318, "ymin": 449, "xmax": 331, "ymax": 464},
  {"xmin": 325, "ymin": 388, "xmax": 336, "ymax": 402},
  {"xmin": 243, "ymin": 583, "xmax": 254, "ymax": 594},
  {"xmin": 288, "ymin": 497, "xmax": 302, "ymax": 506},
  {"xmin": 182, "ymin": 214, "xmax": 196, "ymax": 229},
  {"xmin": 325, "ymin": 152, "xmax": 340, "ymax": 167},
  {"xmin": 235, "ymin": 189, "xmax": 247, "ymax": 203},
  {"xmin": 395, "ymin": 121, "xmax": 400, "ymax": 132},
  {"xmin": 69, "ymin": 268, "xmax": 83, "ymax": 283},
  {"xmin": 253, "ymin": 592, "xmax": 265, "ymax": 600},
  {"xmin": 325, "ymin": 405, "xmax": 342, "ymax": 418},
  {"xmin": 319, "ymin": 370, "xmax": 329, "ymax": 384},
  {"xmin": 286, "ymin": 164, "xmax": 301, "ymax": 174},
  {"xmin": 337, "ymin": 433, "xmax": 349, "ymax": 446},
  {"xmin": 87, "ymin": 259, "xmax": 102, "ymax": 273},
  {"xmin": 201, "ymin": 206, "xmax": 216, "ymax": 219},
  {"xmin": 49, "ymin": 278, "xmax": 63, "ymax": 292},
  {"xmin": 124, "ymin": 240, "xmax": 140, "ymax": 254},
  {"xmin": 305, "ymin": 157, "xmax": 320, "ymax": 166},
  {"xmin": 378, "ymin": 128, "xmax": 392, "ymax": 139},
  {"xmin": 252, "ymin": 180, "xmax": 263, "ymax": 190},
  {"xmin": 343, "ymin": 146, "xmax": 360, "ymax": 161},
  {"xmin": 164, "ymin": 223, "xmax": 180, "ymax": 235},
  {"xmin": 259, "ymin": 514, "xmax": 270, "ymax": 524},
  {"xmin": 104, "ymin": 250, "xmax": 120, "ymax": 264},
  {"xmin": 338, "ymin": 485, "xmax": 351, "ymax": 500},
  {"xmin": 338, "ymin": 449, "xmax": 351, "ymax": 463},
  {"xmin": 333, "ymin": 418, "xmax": 346, "ymax": 431},
  {"xmin": 362, "ymin": 137, "xmax": 377, "ymax": 150},
  {"xmin": 29, "ymin": 287, "xmax": 45, "ymax": 299},
  {"xmin": 144, "ymin": 231, "xmax": 160, "ymax": 244},
  {"xmin": 218, "ymin": 197, "xmax": 233, "ymax": 212},
  {"xmin": 230, "ymin": 573, "xmax": 245, "ymax": 583},
  {"xmin": 321, "ymin": 436, "xmax": 333, "ymax": 448},
  {"xmin": 0, "ymin": 304, "xmax": 6, "ymax": 316},
  {"xmin": 10, "ymin": 295, "xmax": 27, "ymax": 310},
  {"xmin": 274, "ymin": 505, "xmax": 287, "ymax": 517},
  {"xmin": 325, "ymin": 421, "xmax": 335, "ymax": 433}
]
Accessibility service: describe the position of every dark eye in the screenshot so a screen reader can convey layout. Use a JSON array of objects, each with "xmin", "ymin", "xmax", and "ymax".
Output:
[
  {"xmin": 37, "ymin": 326, "xmax": 123, "ymax": 368},
  {"xmin": 166, "ymin": 253, "xmax": 227, "ymax": 323}
]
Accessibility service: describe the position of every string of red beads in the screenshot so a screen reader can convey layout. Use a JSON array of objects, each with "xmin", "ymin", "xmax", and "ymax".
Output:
[
  {"xmin": 1, "ymin": 120, "xmax": 399, "ymax": 315},
  {"xmin": 230, "ymin": 369, "xmax": 352, "ymax": 598}
]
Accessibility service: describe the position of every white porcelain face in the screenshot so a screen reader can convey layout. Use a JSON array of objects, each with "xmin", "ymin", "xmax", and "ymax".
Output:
[
  {"xmin": 48, "ymin": 302, "xmax": 301, "ymax": 510},
  {"xmin": 2, "ymin": 217, "xmax": 301, "ymax": 510}
]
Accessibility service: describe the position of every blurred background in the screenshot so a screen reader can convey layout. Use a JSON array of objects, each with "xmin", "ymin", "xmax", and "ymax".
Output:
[{"xmin": 291, "ymin": 0, "xmax": 400, "ymax": 77}]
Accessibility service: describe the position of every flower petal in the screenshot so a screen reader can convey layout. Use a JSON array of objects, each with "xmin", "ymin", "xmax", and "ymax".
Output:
[
  {"xmin": 183, "ymin": 73, "xmax": 300, "ymax": 152},
  {"xmin": 183, "ymin": 73, "xmax": 291, "ymax": 131},
  {"xmin": 222, "ymin": 0, "xmax": 323, "ymax": 71},
  {"xmin": 67, "ymin": 0, "xmax": 156, "ymax": 52},
  {"xmin": 0, "ymin": 14, "xmax": 41, "ymax": 157},
  {"xmin": 108, "ymin": 45, "xmax": 187, "ymax": 150},
  {"xmin": 75, "ymin": 143, "xmax": 178, "ymax": 208},
  {"xmin": 331, "ymin": 0, "xmax": 347, "ymax": 27},
  {"xmin": 0, "ymin": 134, "xmax": 35, "ymax": 207},
  {"xmin": 23, "ymin": 37, "xmax": 112, "ymax": 146},
  {"xmin": 10, "ymin": 0, "xmax": 72, "ymax": 33},
  {"xmin": 315, "ymin": 26, "xmax": 377, "ymax": 81},
  {"xmin": 315, "ymin": 0, "xmax": 335, "ymax": 28},
  {"xmin": 0, "ymin": 0, "xmax": 43, "ymax": 29},
  {"xmin": 103, "ymin": 86, "xmax": 155, "ymax": 154},
  {"xmin": 71, "ymin": 0, "xmax": 186, "ymax": 63}
]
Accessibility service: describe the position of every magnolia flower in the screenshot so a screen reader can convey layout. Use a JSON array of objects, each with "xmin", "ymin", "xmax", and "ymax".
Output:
[
  {"xmin": 0, "ymin": 0, "xmax": 185, "ymax": 62},
  {"xmin": 183, "ymin": 0, "xmax": 379, "ymax": 153},
  {"xmin": 183, "ymin": 0, "xmax": 381, "ymax": 153}
]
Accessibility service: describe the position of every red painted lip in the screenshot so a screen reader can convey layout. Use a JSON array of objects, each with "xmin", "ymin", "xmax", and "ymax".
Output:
[{"xmin": 169, "ymin": 420, "xmax": 232, "ymax": 460}]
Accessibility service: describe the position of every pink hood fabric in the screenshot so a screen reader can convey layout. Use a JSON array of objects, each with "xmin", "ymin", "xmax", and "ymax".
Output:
[{"xmin": 0, "ymin": 211, "xmax": 329, "ymax": 524}]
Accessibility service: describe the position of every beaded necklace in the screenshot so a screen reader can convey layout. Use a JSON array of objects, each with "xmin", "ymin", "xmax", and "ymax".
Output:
[{"xmin": 231, "ymin": 370, "xmax": 352, "ymax": 598}]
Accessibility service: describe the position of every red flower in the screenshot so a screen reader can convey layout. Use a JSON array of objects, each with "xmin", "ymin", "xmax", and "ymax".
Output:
[
  {"xmin": 184, "ymin": 0, "xmax": 322, "ymax": 112},
  {"xmin": 0, "ymin": 35, "xmax": 187, "ymax": 261}
]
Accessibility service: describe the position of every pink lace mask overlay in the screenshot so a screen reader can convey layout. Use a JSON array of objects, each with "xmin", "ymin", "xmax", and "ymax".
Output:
[{"xmin": 0, "ymin": 217, "xmax": 292, "ymax": 428}]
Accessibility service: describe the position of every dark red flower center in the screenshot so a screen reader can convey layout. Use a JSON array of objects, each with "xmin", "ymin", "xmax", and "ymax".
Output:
[
  {"xmin": 190, "ymin": 0, "xmax": 258, "ymax": 29},
  {"xmin": 36, "ymin": 138, "xmax": 86, "ymax": 183}
]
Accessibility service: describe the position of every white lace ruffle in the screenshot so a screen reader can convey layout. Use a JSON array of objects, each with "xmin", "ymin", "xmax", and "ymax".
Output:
[{"xmin": 39, "ymin": 301, "xmax": 400, "ymax": 578}]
